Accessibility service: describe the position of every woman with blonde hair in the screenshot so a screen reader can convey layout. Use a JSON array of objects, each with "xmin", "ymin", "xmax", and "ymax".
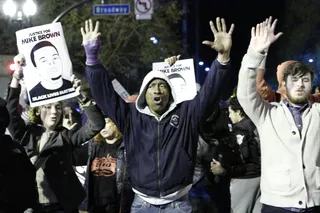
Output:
[{"xmin": 6, "ymin": 54, "xmax": 105, "ymax": 213}]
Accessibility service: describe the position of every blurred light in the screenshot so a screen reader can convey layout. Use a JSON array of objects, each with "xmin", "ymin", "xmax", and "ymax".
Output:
[
  {"xmin": 199, "ymin": 61, "xmax": 204, "ymax": 66},
  {"xmin": 17, "ymin": 10, "xmax": 22, "ymax": 21},
  {"xmin": 309, "ymin": 59, "xmax": 314, "ymax": 63},
  {"xmin": 205, "ymin": 67, "xmax": 210, "ymax": 72},
  {"xmin": 3, "ymin": 0, "xmax": 17, "ymax": 17},
  {"xmin": 23, "ymin": 0, "xmax": 37, "ymax": 16},
  {"xmin": 153, "ymin": 39, "xmax": 158, "ymax": 44},
  {"xmin": 8, "ymin": 62, "xmax": 15, "ymax": 72},
  {"xmin": 75, "ymin": 107, "xmax": 81, "ymax": 112},
  {"xmin": 150, "ymin": 36, "xmax": 156, "ymax": 41}
]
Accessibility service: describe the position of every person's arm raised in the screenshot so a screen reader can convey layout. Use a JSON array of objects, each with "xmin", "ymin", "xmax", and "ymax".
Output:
[
  {"xmin": 189, "ymin": 17, "xmax": 234, "ymax": 122},
  {"xmin": 255, "ymin": 19, "xmax": 281, "ymax": 103},
  {"xmin": 237, "ymin": 17, "xmax": 283, "ymax": 125},
  {"xmin": 81, "ymin": 19, "xmax": 129, "ymax": 132},
  {"xmin": 7, "ymin": 54, "xmax": 28, "ymax": 143},
  {"xmin": 68, "ymin": 75, "xmax": 105, "ymax": 147}
]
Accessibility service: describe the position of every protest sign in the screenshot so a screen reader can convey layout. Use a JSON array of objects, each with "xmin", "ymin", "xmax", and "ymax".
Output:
[
  {"xmin": 16, "ymin": 22, "xmax": 78, "ymax": 107},
  {"xmin": 152, "ymin": 59, "xmax": 197, "ymax": 103},
  {"xmin": 112, "ymin": 79, "xmax": 130, "ymax": 101}
]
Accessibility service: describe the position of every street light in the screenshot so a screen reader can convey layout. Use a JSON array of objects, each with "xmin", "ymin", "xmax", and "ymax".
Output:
[
  {"xmin": 3, "ymin": 0, "xmax": 17, "ymax": 17},
  {"xmin": 3, "ymin": 0, "xmax": 37, "ymax": 27},
  {"xmin": 23, "ymin": 0, "xmax": 37, "ymax": 16}
]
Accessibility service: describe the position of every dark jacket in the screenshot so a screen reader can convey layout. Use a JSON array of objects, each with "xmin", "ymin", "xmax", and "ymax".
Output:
[
  {"xmin": 232, "ymin": 117, "xmax": 260, "ymax": 178},
  {"xmin": 193, "ymin": 107, "xmax": 245, "ymax": 184},
  {"xmin": 72, "ymin": 139, "xmax": 133, "ymax": 212},
  {"xmin": 0, "ymin": 134, "xmax": 38, "ymax": 213},
  {"xmin": 190, "ymin": 107, "xmax": 245, "ymax": 213},
  {"xmin": 86, "ymin": 60, "xmax": 231, "ymax": 197},
  {"xmin": 6, "ymin": 86, "xmax": 105, "ymax": 213}
]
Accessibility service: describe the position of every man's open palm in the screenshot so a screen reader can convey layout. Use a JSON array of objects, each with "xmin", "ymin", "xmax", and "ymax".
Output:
[
  {"xmin": 249, "ymin": 17, "xmax": 283, "ymax": 53},
  {"xmin": 266, "ymin": 16, "xmax": 283, "ymax": 45},
  {"xmin": 202, "ymin": 17, "xmax": 235, "ymax": 54},
  {"xmin": 80, "ymin": 19, "xmax": 101, "ymax": 45}
]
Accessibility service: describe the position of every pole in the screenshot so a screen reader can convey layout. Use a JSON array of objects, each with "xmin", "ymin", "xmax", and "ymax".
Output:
[
  {"xmin": 195, "ymin": 0, "xmax": 200, "ymax": 83},
  {"xmin": 182, "ymin": 0, "xmax": 188, "ymax": 53},
  {"xmin": 52, "ymin": 0, "xmax": 93, "ymax": 23}
]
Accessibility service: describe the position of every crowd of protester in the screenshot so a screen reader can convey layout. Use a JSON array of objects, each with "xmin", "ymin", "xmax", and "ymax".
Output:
[{"xmin": 1, "ymin": 15, "xmax": 320, "ymax": 213}]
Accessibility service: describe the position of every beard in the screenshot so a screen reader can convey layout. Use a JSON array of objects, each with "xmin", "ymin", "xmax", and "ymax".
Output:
[{"xmin": 286, "ymin": 90, "xmax": 309, "ymax": 105}]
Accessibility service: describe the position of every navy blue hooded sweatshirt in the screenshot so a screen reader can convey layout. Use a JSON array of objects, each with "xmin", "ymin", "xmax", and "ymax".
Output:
[{"xmin": 86, "ymin": 59, "xmax": 231, "ymax": 197}]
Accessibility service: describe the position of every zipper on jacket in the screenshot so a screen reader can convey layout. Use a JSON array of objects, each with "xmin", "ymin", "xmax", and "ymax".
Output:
[{"xmin": 157, "ymin": 121, "xmax": 162, "ymax": 196}]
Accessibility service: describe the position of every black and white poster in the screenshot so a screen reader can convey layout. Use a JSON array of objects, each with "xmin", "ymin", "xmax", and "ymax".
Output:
[
  {"xmin": 152, "ymin": 59, "xmax": 197, "ymax": 104},
  {"xmin": 16, "ymin": 22, "xmax": 78, "ymax": 107}
]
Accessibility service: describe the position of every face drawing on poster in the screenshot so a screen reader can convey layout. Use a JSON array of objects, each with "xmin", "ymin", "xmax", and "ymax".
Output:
[
  {"xmin": 28, "ymin": 40, "xmax": 73, "ymax": 99},
  {"xmin": 152, "ymin": 58, "xmax": 197, "ymax": 103},
  {"xmin": 168, "ymin": 73, "xmax": 187, "ymax": 97}
]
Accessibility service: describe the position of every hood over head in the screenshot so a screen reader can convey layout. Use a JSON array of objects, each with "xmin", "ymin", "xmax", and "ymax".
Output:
[{"xmin": 136, "ymin": 71, "xmax": 177, "ymax": 118}]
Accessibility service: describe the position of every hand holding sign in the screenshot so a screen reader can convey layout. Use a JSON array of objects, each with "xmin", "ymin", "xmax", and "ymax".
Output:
[
  {"xmin": 71, "ymin": 74, "xmax": 91, "ymax": 105},
  {"xmin": 13, "ymin": 54, "xmax": 25, "ymax": 79},
  {"xmin": 71, "ymin": 74, "xmax": 81, "ymax": 94},
  {"xmin": 164, "ymin": 55, "xmax": 181, "ymax": 66},
  {"xmin": 81, "ymin": 19, "xmax": 101, "ymax": 45},
  {"xmin": 202, "ymin": 17, "xmax": 234, "ymax": 61},
  {"xmin": 10, "ymin": 54, "xmax": 25, "ymax": 89}
]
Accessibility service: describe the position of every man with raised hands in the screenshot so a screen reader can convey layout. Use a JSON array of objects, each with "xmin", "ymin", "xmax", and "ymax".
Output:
[
  {"xmin": 81, "ymin": 18, "xmax": 234, "ymax": 213},
  {"xmin": 237, "ymin": 17, "xmax": 320, "ymax": 213}
]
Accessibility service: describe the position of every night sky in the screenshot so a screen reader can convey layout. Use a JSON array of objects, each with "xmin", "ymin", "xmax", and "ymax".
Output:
[{"xmin": 185, "ymin": 0, "xmax": 285, "ymax": 96}]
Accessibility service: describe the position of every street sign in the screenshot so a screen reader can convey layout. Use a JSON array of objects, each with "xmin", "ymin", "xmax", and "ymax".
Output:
[
  {"xmin": 93, "ymin": 4, "xmax": 130, "ymax": 15},
  {"xmin": 136, "ymin": 14, "xmax": 152, "ymax": 20},
  {"xmin": 134, "ymin": 0, "xmax": 153, "ymax": 15},
  {"xmin": 134, "ymin": 0, "xmax": 153, "ymax": 20}
]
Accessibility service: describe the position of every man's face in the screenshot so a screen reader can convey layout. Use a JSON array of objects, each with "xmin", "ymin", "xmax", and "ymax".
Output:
[
  {"xmin": 170, "ymin": 77, "xmax": 186, "ymax": 95},
  {"xmin": 145, "ymin": 79, "xmax": 170, "ymax": 116},
  {"xmin": 34, "ymin": 46, "xmax": 63, "ymax": 83},
  {"xmin": 100, "ymin": 118, "xmax": 119, "ymax": 139},
  {"xmin": 40, "ymin": 102, "xmax": 62, "ymax": 130},
  {"xmin": 284, "ymin": 73, "xmax": 312, "ymax": 105},
  {"xmin": 228, "ymin": 106, "xmax": 240, "ymax": 124}
]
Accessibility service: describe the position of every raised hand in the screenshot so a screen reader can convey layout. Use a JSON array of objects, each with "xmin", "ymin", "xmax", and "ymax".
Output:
[
  {"xmin": 265, "ymin": 16, "xmax": 283, "ymax": 45},
  {"xmin": 62, "ymin": 107, "xmax": 78, "ymax": 130},
  {"xmin": 10, "ymin": 54, "xmax": 25, "ymax": 88},
  {"xmin": 80, "ymin": 19, "xmax": 101, "ymax": 45},
  {"xmin": 13, "ymin": 54, "xmax": 25, "ymax": 80},
  {"xmin": 249, "ymin": 17, "xmax": 283, "ymax": 54},
  {"xmin": 249, "ymin": 22, "xmax": 269, "ymax": 54},
  {"xmin": 202, "ymin": 17, "xmax": 235, "ymax": 56}
]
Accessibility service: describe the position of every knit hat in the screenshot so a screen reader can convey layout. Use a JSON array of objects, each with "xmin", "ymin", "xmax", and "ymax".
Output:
[
  {"xmin": 276, "ymin": 60, "xmax": 297, "ymax": 97},
  {"xmin": 276, "ymin": 60, "xmax": 297, "ymax": 84}
]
